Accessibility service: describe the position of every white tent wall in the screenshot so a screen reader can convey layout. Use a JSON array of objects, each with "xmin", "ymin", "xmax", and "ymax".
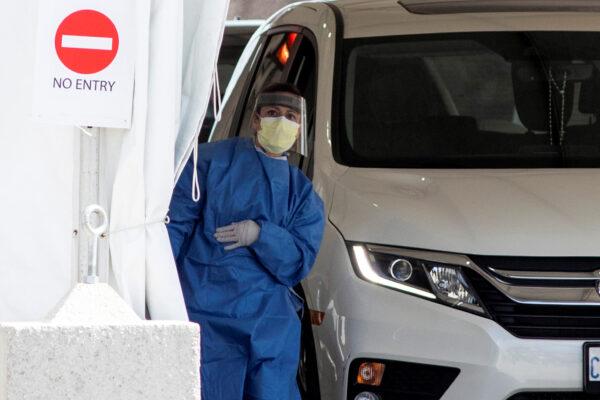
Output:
[
  {"xmin": 0, "ymin": 0, "xmax": 77, "ymax": 321},
  {"xmin": 0, "ymin": 0, "xmax": 230, "ymax": 322}
]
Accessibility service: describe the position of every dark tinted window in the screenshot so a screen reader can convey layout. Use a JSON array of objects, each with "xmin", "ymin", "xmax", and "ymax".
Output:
[
  {"xmin": 233, "ymin": 31, "xmax": 317, "ymax": 174},
  {"xmin": 199, "ymin": 27, "xmax": 257, "ymax": 143},
  {"xmin": 286, "ymin": 35, "xmax": 317, "ymax": 172},
  {"xmin": 237, "ymin": 32, "xmax": 288, "ymax": 138},
  {"xmin": 338, "ymin": 32, "xmax": 600, "ymax": 168}
]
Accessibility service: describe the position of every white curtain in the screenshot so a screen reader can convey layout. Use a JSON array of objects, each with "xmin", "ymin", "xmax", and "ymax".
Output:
[
  {"xmin": 0, "ymin": 0, "xmax": 76, "ymax": 321},
  {"xmin": 144, "ymin": 0, "xmax": 185, "ymax": 320},
  {"xmin": 108, "ymin": 0, "xmax": 150, "ymax": 319},
  {"xmin": 175, "ymin": 0, "xmax": 230, "ymax": 177},
  {"xmin": 0, "ymin": 0, "xmax": 229, "ymax": 321},
  {"xmin": 109, "ymin": 0, "xmax": 229, "ymax": 320}
]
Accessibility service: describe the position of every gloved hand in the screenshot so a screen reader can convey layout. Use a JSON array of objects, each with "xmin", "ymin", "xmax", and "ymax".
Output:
[{"xmin": 214, "ymin": 220, "xmax": 261, "ymax": 251}]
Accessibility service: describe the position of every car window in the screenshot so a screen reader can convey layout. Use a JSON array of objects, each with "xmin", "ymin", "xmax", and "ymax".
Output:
[
  {"xmin": 234, "ymin": 30, "xmax": 317, "ymax": 175},
  {"xmin": 285, "ymin": 34, "xmax": 317, "ymax": 173},
  {"xmin": 237, "ymin": 32, "xmax": 289, "ymax": 139},
  {"xmin": 338, "ymin": 32, "xmax": 600, "ymax": 168}
]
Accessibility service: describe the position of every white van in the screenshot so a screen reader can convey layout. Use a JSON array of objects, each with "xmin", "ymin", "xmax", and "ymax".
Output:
[{"xmin": 209, "ymin": 1, "xmax": 600, "ymax": 399}]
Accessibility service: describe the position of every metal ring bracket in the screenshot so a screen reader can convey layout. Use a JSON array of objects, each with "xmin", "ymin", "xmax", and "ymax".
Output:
[{"xmin": 83, "ymin": 204, "xmax": 108, "ymax": 284}]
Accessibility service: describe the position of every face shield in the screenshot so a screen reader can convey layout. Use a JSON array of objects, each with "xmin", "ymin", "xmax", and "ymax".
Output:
[{"xmin": 254, "ymin": 91, "xmax": 307, "ymax": 156}]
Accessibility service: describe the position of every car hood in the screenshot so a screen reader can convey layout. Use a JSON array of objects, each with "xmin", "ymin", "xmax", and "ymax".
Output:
[{"xmin": 329, "ymin": 168, "xmax": 600, "ymax": 256}]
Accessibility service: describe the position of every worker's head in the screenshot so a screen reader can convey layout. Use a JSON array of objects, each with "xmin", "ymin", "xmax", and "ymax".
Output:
[{"xmin": 252, "ymin": 83, "xmax": 306, "ymax": 157}]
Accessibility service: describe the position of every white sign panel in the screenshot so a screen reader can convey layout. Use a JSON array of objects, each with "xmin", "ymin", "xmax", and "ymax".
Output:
[{"xmin": 32, "ymin": 0, "xmax": 135, "ymax": 129}]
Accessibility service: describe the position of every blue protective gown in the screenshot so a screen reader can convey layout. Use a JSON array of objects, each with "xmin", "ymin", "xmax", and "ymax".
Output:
[{"xmin": 167, "ymin": 137, "xmax": 325, "ymax": 400}]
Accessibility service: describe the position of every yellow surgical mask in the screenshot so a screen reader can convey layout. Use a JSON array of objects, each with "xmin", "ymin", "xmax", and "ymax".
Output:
[{"xmin": 257, "ymin": 116, "xmax": 300, "ymax": 155}]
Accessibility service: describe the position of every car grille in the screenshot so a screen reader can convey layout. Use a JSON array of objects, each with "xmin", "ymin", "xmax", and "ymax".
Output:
[
  {"xmin": 465, "ymin": 256, "xmax": 600, "ymax": 340},
  {"xmin": 469, "ymin": 256, "xmax": 600, "ymax": 273},
  {"xmin": 508, "ymin": 393, "xmax": 600, "ymax": 400}
]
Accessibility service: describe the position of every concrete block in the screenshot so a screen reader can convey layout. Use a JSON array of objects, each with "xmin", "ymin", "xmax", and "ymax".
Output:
[{"xmin": 0, "ymin": 284, "xmax": 200, "ymax": 400}]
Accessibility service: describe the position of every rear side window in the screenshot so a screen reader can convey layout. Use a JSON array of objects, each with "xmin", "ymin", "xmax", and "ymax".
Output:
[
  {"xmin": 198, "ymin": 35, "xmax": 252, "ymax": 143},
  {"xmin": 338, "ymin": 32, "xmax": 600, "ymax": 168}
]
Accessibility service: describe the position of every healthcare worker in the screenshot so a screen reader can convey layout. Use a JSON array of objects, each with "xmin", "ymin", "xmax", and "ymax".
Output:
[{"xmin": 167, "ymin": 82, "xmax": 325, "ymax": 400}]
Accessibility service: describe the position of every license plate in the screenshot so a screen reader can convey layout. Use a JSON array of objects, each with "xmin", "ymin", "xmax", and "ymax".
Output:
[{"xmin": 584, "ymin": 343, "xmax": 600, "ymax": 393}]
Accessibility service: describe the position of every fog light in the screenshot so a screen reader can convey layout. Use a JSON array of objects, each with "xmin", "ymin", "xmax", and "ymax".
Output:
[
  {"xmin": 389, "ymin": 258, "xmax": 413, "ymax": 282},
  {"xmin": 354, "ymin": 392, "xmax": 381, "ymax": 400},
  {"xmin": 357, "ymin": 362, "xmax": 385, "ymax": 386}
]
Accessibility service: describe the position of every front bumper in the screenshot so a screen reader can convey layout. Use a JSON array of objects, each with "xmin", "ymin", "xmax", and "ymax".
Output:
[{"xmin": 310, "ymin": 267, "xmax": 585, "ymax": 400}]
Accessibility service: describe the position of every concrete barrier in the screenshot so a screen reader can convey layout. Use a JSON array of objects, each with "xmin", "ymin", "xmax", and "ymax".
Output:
[{"xmin": 0, "ymin": 284, "xmax": 199, "ymax": 400}]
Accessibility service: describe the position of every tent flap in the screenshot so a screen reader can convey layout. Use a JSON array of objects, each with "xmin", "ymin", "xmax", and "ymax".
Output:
[
  {"xmin": 175, "ymin": 0, "xmax": 230, "ymax": 178},
  {"xmin": 109, "ymin": 0, "xmax": 229, "ymax": 320}
]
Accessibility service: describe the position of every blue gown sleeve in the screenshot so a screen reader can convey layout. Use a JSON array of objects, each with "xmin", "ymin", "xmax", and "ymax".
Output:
[
  {"xmin": 250, "ymin": 189, "xmax": 325, "ymax": 287},
  {"xmin": 167, "ymin": 156, "xmax": 205, "ymax": 261}
]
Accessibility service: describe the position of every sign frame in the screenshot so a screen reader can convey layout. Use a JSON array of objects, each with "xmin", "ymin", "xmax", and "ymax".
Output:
[{"xmin": 32, "ymin": 0, "xmax": 135, "ymax": 129}]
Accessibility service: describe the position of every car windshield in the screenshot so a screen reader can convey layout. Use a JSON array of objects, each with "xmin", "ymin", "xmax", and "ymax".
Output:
[{"xmin": 338, "ymin": 32, "xmax": 600, "ymax": 168}]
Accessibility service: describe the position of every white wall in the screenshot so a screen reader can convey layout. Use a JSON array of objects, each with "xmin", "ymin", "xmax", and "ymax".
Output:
[{"xmin": 0, "ymin": 0, "xmax": 76, "ymax": 321}]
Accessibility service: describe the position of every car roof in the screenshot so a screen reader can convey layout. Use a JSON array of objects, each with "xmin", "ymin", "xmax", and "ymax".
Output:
[
  {"xmin": 397, "ymin": 0, "xmax": 600, "ymax": 14},
  {"xmin": 225, "ymin": 19, "xmax": 265, "ymax": 34},
  {"xmin": 314, "ymin": 0, "xmax": 600, "ymax": 38}
]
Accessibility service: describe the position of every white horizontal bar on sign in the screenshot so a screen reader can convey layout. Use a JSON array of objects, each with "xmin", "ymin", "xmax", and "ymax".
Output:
[{"xmin": 61, "ymin": 35, "xmax": 113, "ymax": 51}]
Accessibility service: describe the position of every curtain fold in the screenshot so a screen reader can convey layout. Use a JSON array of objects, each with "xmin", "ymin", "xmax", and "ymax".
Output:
[
  {"xmin": 110, "ymin": 0, "xmax": 229, "ymax": 320},
  {"xmin": 143, "ymin": 0, "xmax": 186, "ymax": 320},
  {"xmin": 108, "ymin": 0, "xmax": 151, "ymax": 318},
  {"xmin": 175, "ymin": 0, "xmax": 230, "ymax": 179}
]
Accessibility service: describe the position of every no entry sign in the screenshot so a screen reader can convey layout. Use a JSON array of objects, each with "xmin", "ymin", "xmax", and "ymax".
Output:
[
  {"xmin": 33, "ymin": 0, "xmax": 134, "ymax": 129},
  {"xmin": 55, "ymin": 10, "xmax": 119, "ymax": 75}
]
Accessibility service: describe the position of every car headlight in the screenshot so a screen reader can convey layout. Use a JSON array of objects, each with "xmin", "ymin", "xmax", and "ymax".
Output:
[{"xmin": 350, "ymin": 244, "xmax": 487, "ymax": 316}]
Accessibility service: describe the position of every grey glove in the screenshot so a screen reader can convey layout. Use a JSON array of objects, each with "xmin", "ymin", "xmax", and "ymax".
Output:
[{"xmin": 214, "ymin": 220, "xmax": 260, "ymax": 251}]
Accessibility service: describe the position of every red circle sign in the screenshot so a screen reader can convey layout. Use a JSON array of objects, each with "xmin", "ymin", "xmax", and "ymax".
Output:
[{"xmin": 54, "ymin": 10, "xmax": 119, "ymax": 75}]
